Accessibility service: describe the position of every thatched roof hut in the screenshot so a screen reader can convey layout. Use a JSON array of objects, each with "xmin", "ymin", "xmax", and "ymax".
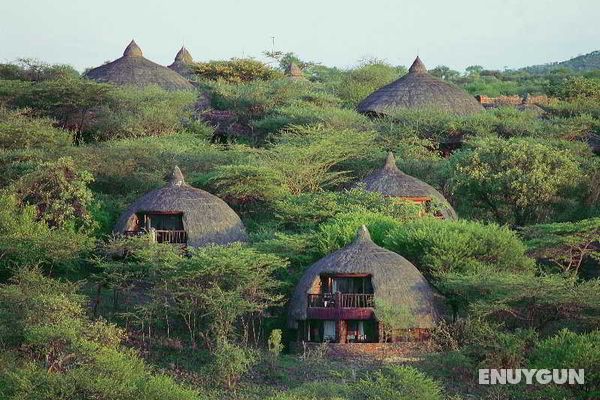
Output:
[
  {"xmin": 169, "ymin": 46, "xmax": 195, "ymax": 79},
  {"xmin": 288, "ymin": 226, "xmax": 442, "ymax": 329},
  {"xmin": 115, "ymin": 166, "xmax": 247, "ymax": 247},
  {"xmin": 357, "ymin": 57, "xmax": 484, "ymax": 116},
  {"xmin": 358, "ymin": 152, "xmax": 457, "ymax": 219},
  {"xmin": 285, "ymin": 62, "xmax": 305, "ymax": 80},
  {"xmin": 85, "ymin": 40, "xmax": 194, "ymax": 91}
]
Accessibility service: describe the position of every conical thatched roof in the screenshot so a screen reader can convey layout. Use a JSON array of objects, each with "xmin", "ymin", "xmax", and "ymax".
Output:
[
  {"xmin": 357, "ymin": 57, "xmax": 484, "ymax": 116},
  {"xmin": 85, "ymin": 40, "xmax": 194, "ymax": 91},
  {"xmin": 169, "ymin": 46, "xmax": 195, "ymax": 78},
  {"xmin": 115, "ymin": 166, "xmax": 248, "ymax": 247},
  {"xmin": 358, "ymin": 152, "xmax": 457, "ymax": 219},
  {"xmin": 288, "ymin": 226, "xmax": 443, "ymax": 329},
  {"xmin": 286, "ymin": 62, "xmax": 305, "ymax": 79}
]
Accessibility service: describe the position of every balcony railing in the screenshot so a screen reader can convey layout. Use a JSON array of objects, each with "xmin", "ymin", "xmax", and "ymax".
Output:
[
  {"xmin": 154, "ymin": 230, "xmax": 187, "ymax": 244},
  {"xmin": 123, "ymin": 229, "xmax": 187, "ymax": 244},
  {"xmin": 307, "ymin": 293, "xmax": 374, "ymax": 309}
]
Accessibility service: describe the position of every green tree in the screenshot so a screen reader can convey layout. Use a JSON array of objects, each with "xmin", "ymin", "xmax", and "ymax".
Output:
[
  {"xmin": 0, "ymin": 268, "xmax": 201, "ymax": 400},
  {"xmin": 522, "ymin": 218, "xmax": 600, "ymax": 275},
  {"xmin": 12, "ymin": 157, "xmax": 95, "ymax": 230},
  {"xmin": 0, "ymin": 194, "xmax": 92, "ymax": 278},
  {"xmin": 449, "ymin": 137, "xmax": 580, "ymax": 225}
]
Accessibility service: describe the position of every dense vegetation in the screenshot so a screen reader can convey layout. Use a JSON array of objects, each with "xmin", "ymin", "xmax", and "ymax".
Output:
[{"xmin": 0, "ymin": 55, "xmax": 598, "ymax": 400}]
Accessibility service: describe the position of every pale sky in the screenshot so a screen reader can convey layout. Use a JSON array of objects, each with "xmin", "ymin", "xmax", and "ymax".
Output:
[{"xmin": 1, "ymin": 0, "xmax": 599, "ymax": 72}]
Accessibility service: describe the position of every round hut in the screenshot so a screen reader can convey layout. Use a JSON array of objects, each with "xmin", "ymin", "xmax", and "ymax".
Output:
[
  {"xmin": 115, "ymin": 166, "xmax": 248, "ymax": 247},
  {"xmin": 169, "ymin": 46, "xmax": 195, "ymax": 79},
  {"xmin": 288, "ymin": 226, "xmax": 443, "ymax": 343},
  {"xmin": 85, "ymin": 40, "xmax": 194, "ymax": 91},
  {"xmin": 357, "ymin": 152, "xmax": 457, "ymax": 219},
  {"xmin": 357, "ymin": 56, "xmax": 484, "ymax": 116}
]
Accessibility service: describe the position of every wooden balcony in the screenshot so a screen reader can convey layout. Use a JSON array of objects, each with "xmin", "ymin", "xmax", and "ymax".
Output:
[
  {"xmin": 123, "ymin": 229, "xmax": 187, "ymax": 244},
  {"xmin": 307, "ymin": 293, "xmax": 375, "ymax": 320},
  {"xmin": 307, "ymin": 293, "xmax": 374, "ymax": 309},
  {"xmin": 154, "ymin": 229, "xmax": 187, "ymax": 244}
]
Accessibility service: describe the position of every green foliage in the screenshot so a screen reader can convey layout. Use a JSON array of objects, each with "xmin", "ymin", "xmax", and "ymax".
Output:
[
  {"xmin": 354, "ymin": 366, "xmax": 443, "ymax": 400},
  {"xmin": 0, "ymin": 108, "xmax": 71, "ymax": 150},
  {"xmin": 449, "ymin": 137, "xmax": 581, "ymax": 225},
  {"xmin": 12, "ymin": 156, "xmax": 95, "ymax": 229},
  {"xmin": 0, "ymin": 194, "xmax": 92, "ymax": 278},
  {"xmin": 316, "ymin": 210, "xmax": 413, "ymax": 255},
  {"xmin": 272, "ymin": 189, "xmax": 420, "ymax": 231},
  {"xmin": 267, "ymin": 329, "xmax": 284, "ymax": 359},
  {"xmin": 0, "ymin": 58, "xmax": 80, "ymax": 81},
  {"xmin": 211, "ymin": 341, "xmax": 257, "ymax": 389},
  {"xmin": 529, "ymin": 329, "xmax": 600, "ymax": 397},
  {"xmin": 212, "ymin": 125, "xmax": 376, "ymax": 204},
  {"xmin": 89, "ymin": 85, "xmax": 196, "ymax": 141},
  {"xmin": 192, "ymin": 59, "xmax": 282, "ymax": 83},
  {"xmin": 383, "ymin": 218, "xmax": 535, "ymax": 276},
  {"xmin": 522, "ymin": 218, "xmax": 600, "ymax": 275},
  {"xmin": 334, "ymin": 60, "xmax": 406, "ymax": 108},
  {"xmin": 550, "ymin": 76, "xmax": 600, "ymax": 101},
  {"xmin": 0, "ymin": 268, "xmax": 200, "ymax": 400},
  {"xmin": 374, "ymin": 300, "xmax": 416, "ymax": 342}
]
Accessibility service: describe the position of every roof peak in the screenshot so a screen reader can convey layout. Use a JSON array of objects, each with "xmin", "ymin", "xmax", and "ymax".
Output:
[
  {"xmin": 353, "ymin": 225, "xmax": 373, "ymax": 244},
  {"xmin": 174, "ymin": 46, "xmax": 193, "ymax": 63},
  {"xmin": 409, "ymin": 56, "xmax": 427, "ymax": 74},
  {"xmin": 123, "ymin": 40, "xmax": 143, "ymax": 57},
  {"xmin": 383, "ymin": 151, "xmax": 400, "ymax": 171},
  {"xmin": 169, "ymin": 166, "xmax": 186, "ymax": 186}
]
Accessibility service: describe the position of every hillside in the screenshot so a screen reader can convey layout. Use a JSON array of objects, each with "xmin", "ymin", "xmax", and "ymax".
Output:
[{"xmin": 522, "ymin": 50, "xmax": 600, "ymax": 73}]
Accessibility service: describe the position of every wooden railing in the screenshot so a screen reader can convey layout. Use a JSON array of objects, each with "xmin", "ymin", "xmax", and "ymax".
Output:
[
  {"xmin": 154, "ymin": 230, "xmax": 187, "ymax": 244},
  {"xmin": 307, "ymin": 293, "xmax": 374, "ymax": 308},
  {"xmin": 123, "ymin": 229, "xmax": 187, "ymax": 244}
]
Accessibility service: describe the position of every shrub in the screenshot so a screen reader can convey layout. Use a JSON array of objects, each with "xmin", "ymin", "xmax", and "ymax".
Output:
[
  {"xmin": 335, "ymin": 61, "xmax": 406, "ymax": 108},
  {"xmin": 354, "ymin": 366, "xmax": 443, "ymax": 400},
  {"xmin": 529, "ymin": 329, "xmax": 600, "ymax": 397},
  {"xmin": 0, "ymin": 194, "xmax": 92, "ymax": 278},
  {"xmin": 0, "ymin": 108, "xmax": 71, "ymax": 150},
  {"xmin": 449, "ymin": 137, "xmax": 581, "ymax": 225},
  {"xmin": 211, "ymin": 342, "xmax": 257, "ymax": 389},
  {"xmin": 383, "ymin": 218, "xmax": 535, "ymax": 276},
  {"xmin": 12, "ymin": 156, "xmax": 95, "ymax": 230},
  {"xmin": 192, "ymin": 59, "xmax": 282, "ymax": 83}
]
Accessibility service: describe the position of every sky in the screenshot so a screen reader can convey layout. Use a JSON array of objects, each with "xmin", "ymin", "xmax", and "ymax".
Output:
[{"xmin": 1, "ymin": 0, "xmax": 599, "ymax": 72}]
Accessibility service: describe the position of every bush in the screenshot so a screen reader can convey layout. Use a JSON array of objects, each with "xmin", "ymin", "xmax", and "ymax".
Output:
[
  {"xmin": 0, "ymin": 268, "xmax": 201, "ymax": 400},
  {"xmin": 0, "ymin": 194, "xmax": 92, "ymax": 278},
  {"xmin": 192, "ymin": 59, "xmax": 282, "ymax": 83},
  {"xmin": 383, "ymin": 218, "xmax": 535, "ymax": 276},
  {"xmin": 0, "ymin": 108, "xmax": 72, "ymax": 150},
  {"xmin": 529, "ymin": 329, "xmax": 600, "ymax": 397},
  {"xmin": 354, "ymin": 366, "xmax": 443, "ymax": 400},
  {"xmin": 335, "ymin": 61, "xmax": 406, "ymax": 108},
  {"xmin": 12, "ymin": 156, "xmax": 95, "ymax": 230},
  {"xmin": 449, "ymin": 137, "xmax": 581, "ymax": 225}
]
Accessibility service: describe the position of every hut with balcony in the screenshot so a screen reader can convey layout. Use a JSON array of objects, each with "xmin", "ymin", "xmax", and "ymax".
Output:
[
  {"xmin": 85, "ymin": 40, "xmax": 194, "ymax": 91},
  {"xmin": 114, "ymin": 166, "xmax": 248, "ymax": 247},
  {"xmin": 357, "ymin": 152, "xmax": 457, "ymax": 219},
  {"xmin": 288, "ymin": 226, "xmax": 443, "ymax": 344},
  {"xmin": 357, "ymin": 57, "xmax": 484, "ymax": 117}
]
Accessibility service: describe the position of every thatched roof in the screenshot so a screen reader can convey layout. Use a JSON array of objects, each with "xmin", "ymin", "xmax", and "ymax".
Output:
[
  {"xmin": 115, "ymin": 166, "xmax": 248, "ymax": 247},
  {"xmin": 288, "ymin": 226, "xmax": 443, "ymax": 329},
  {"xmin": 85, "ymin": 40, "xmax": 194, "ymax": 91},
  {"xmin": 169, "ymin": 46, "xmax": 195, "ymax": 79},
  {"xmin": 357, "ymin": 57, "xmax": 484, "ymax": 116},
  {"xmin": 358, "ymin": 152, "xmax": 457, "ymax": 219},
  {"xmin": 286, "ymin": 62, "xmax": 305, "ymax": 79}
]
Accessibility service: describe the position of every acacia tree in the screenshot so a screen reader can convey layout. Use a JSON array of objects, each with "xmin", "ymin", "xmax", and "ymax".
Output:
[
  {"xmin": 522, "ymin": 218, "xmax": 600, "ymax": 275},
  {"xmin": 12, "ymin": 156, "xmax": 95, "ymax": 230},
  {"xmin": 449, "ymin": 137, "xmax": 581, "ymax": 225}
]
